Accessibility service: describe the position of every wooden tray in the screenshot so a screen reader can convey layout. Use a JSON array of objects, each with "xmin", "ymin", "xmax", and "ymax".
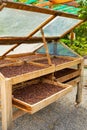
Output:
[
  {"xmin": 32, "ymin": 56, "xmax": 82, "ymax": 70},
  {"xmin": 0, "ymin": 62, "xmax": 55, "ymax": 84},
  {"xmin": 12, "ymin": 79, "xmax": 72, "ymax": 114},
  {"xmin": 54, "ymin": 68, "xmax": 81, "ymax": 83}
]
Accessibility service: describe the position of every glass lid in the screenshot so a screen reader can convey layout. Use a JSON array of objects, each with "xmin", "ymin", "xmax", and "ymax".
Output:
[
  {"xmin": 35, "ymin": 16, "xmax": 82, "ymax": 37},
  {"xmin": 0, "ymin": 7, "xmax": 52, "ymax": 37}
]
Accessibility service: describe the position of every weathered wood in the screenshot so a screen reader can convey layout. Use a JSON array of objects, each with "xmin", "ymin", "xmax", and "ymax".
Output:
[
  {"xmin": 76, "ymin": 62, "xmax": 84, "ymax": 104},
  {"xmin": 1, "ymin": 78, "xmax": 13, "ymax": 130},
  {"xmin": 41, "ymin": 29, "xmax": 52, "ymax": 65},
  {"xmin": 0, "ymin": 37, "xmax": 58, "ymax": 45}
]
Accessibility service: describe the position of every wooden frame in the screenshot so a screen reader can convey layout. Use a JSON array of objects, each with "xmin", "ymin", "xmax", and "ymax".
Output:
[
  {"xmin": 12, "ymin": 79, "xmax": 72, "ymax": 114},
  {"xmin": 31, "ymin": 55, "xmax": 83, "ymax": 71},
  {"xmin": 55, "ymin": 56, "xmax": 83, "ymax": 71},
  {"xmin": 0, "ymin": 1, "xmax": 84, "ymax": 46},
  {"xmin": 3, "ymin": 1, "xmax": 80, "ymax": 19},
  {"xmin": 0, "ymin": 76, "xmax": 13, "ymax": 130},
  {"xmin": 0, "ymin": 19, "xmax": 84, "ymax": 45},
  {"xmin": 54, "ymin": 68, "xmax": 81, "ymax": 83},
  {"xmin": 0, "ymin": 62, "xmax": 55, "ymax": 84}
]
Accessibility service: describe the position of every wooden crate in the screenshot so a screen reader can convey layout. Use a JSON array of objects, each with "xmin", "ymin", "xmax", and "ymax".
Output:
[{"xmin": 12, "ymin": 79, "xmax": 72, "ymax": 114}]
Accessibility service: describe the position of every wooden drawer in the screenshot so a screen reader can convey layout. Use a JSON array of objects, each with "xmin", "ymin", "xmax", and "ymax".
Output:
[
  {"xmin": 55, "ymin": 68, "xmax": 81, "ymax": 83},
  {"xmin": 12, "ymin": 79, "xmax": 72, "ymax": 114}
]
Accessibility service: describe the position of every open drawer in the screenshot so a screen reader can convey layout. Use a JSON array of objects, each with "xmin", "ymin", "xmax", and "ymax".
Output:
[
  {"xmin": 54, "ymin": 68, "xmax": 81, "ymax": 83},
  {"xmin": 12, "ymin": 79, "xmax": 72, "ymax": 114}
]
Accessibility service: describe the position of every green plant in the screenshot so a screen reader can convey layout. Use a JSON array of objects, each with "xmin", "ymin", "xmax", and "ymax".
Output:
[
  {"xmin": 78, "ymin": 0, "xmax": 87, "ymax": 19},
  {"xmin": 61, "ymin": 21, "xmax": 87, "ymax": 56}
]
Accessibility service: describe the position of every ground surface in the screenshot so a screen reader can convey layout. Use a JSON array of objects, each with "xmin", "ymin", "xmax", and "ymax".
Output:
[{"xmin": 0, "ymin": 69, "xmax": 87, "ymax": 130}]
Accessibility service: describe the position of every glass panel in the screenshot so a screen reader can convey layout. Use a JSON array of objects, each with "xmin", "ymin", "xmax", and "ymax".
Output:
[
  {"xmin": 0, "ymin": 43, "xmax": 43, "ymax": 56},
  {"xmin": 37, "ymin": 42, "xmax": 78, "ymax": 57},
  {"xmin": 35, "ymin": 16, "xmax": 82, "ymax": 37},
  {"xmin": 0, "ymin": 7, "xmax": 51, "ymax": 37}
]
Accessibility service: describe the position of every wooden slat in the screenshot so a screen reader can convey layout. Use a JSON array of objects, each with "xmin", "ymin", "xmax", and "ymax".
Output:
[
  {"xmin": 56, "ymin": 70, "xmax": 81, "ymax": 83},
  {"xmin": 1, "ymin": 43, "xmax": 21, "ymax": 58},
  {"xmin": 0, "ymin": 60, "xmax": 24, "ymax": 68},
  {"xmin": 42, "ymin": 79, "xmax": 70, "ymax": 88},
  {"xmin": 41, "ymin": 29, "xmax": 52, "ymax": 65},
  {"xmin": 59, "ymin": 20, "xmax": 84, "ymax": 38},
  {"xmin": 0, "ymin": 104, "xmax": 1, "ymax": 111},
  {"xmin": 29, "ymin": 61, "xmax": 47, "ymax": 67},
  {"xmin": 11, "ymin": 65, "xmax": 55, "ymax": 85},
  {"xmin": 0, "ymin": 37, "xmax": 58, "ymax": 45},
  {"xmin": 55, "ymin": 58, "xmax": 82, "ymax": 71},
  {"xmin": 0, "ymin": 52, "xmax": 35, "ymax": 59},
  {"xmin": 4, "ymin": 1, "xmax": 80, "ymax": 19},
  {"xmin": 76, "ymin": 62, "xmax": 84, "ymax": 104},
  {"xmin": 27, "ymin": 15, "xmax": 56, "ymax": 38},
  {"xmin": 60, "ymin": 42, "xmax": 82, "ymax": 58}
]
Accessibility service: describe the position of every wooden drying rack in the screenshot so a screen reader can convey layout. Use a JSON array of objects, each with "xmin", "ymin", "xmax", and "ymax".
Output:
[{"xmin": 0, "ymin": 1, "xmax": 84, "ymax": 130}]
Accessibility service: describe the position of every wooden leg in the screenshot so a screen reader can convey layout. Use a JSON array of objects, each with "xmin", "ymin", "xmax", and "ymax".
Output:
[
  {"xmin": 1, "ymin": 79, "xmax": 13, "ymax": 130},
  {"xmin": 76, "ymin": 62, "xmax": 83, "ymax": 104},
  {"xmin": 76, "ymin": 81, "xmax": 82, "ymax": 104}
]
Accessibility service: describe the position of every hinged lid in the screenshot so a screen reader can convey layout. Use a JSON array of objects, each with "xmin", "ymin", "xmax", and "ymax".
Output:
[
  {"xmin": 0, "ymin": 1, "xmax": 81, "ymax": 45},
  {"xmin": 0, "ymin": 1, "xmax": 83, "ymax": 59}
]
